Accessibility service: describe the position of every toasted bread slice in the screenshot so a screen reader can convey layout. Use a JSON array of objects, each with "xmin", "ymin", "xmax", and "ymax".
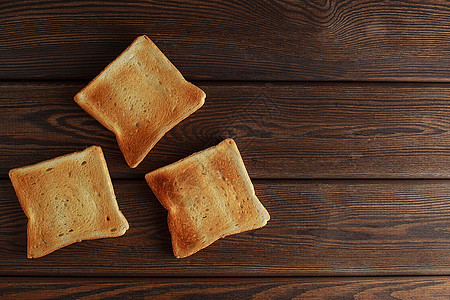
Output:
[
  {"xmin": 9, "ymin": 146, "xmax": 129, "ymax": 258},
  {"xmin": 74, "ymin": 35, "xmax": 206, "ymax": 168},
  {"xmin": 145, "ymin": 139, "xmax": 270, "ymax": 258}
]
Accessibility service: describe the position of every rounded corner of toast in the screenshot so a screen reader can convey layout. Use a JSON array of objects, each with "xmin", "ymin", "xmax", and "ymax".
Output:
[
  {"xmin": 124, "ymin": 158, "xmax": 140, "ymax": 169},
  {"xmin": 87, "ymin": 145, "xmax": 103, "ymax": 154},
  {"xmin": 8, "ymin": 168, "xmax": 17, "ymax": 179},
  {"xmin": 73, "ymin": 91, "xmax": 85, "ymax": 103},
  {"xmin": 144, "ymin": 172, "xmax": 154, "ymax": 182}
]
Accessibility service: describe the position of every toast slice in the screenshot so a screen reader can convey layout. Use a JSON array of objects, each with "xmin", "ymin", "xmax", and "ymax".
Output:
[
  {"xmin": 9, "ymin": 146, "xmax": 129, "ymax": 258},
  {"xmin": 74, "ymin": 35, "xmax": 206, "ymax": 168},
  {"xmin": 145, "ymin": 139, "xmax": 270, "ymax": 258}
]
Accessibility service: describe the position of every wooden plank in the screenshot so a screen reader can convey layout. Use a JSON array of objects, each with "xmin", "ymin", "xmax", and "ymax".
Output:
[
  {"xmin": 1, "ymin": 276, "xmax": 449, "ymax": 299},
  {"xmin": 1, "ymin": 1, "xmax": 449, "ymax": 81},
  {"xmin": 3, "ymin": 82, "xmax": 450, "ymax": 179},
  {"xmin": 1, "ymin": 179, "xmax": 449, "ymax": 276}
]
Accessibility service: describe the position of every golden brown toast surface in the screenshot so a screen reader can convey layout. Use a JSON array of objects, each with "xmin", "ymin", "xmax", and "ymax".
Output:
[
  {"xmin": 74, "ymin": 35, "xmax": 206, "ymax": 168},
  {"xmin": 9, "ymin": 146, "xmax": 129, "ymax": 258},
  {"xmin": 145, "ymin": 139, "xmax": 270, "ymax": 258}
]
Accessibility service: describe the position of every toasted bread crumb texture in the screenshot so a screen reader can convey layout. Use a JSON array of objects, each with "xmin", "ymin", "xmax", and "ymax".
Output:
[
  {"xmin": 146, "ymin": 139, "xmax": 270, "ymax": 258},
  {"xmin": 74, "ymin": 35, "xmax": 206, "ymax": 168},
  {"xmin": 9, "ymin": 146, "xmax": 129, "ymax": 258}
]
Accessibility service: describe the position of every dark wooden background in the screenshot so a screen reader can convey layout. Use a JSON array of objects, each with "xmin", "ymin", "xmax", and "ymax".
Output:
[{"xmin": 1, "ymin": 0, "xmax": 449, "ymax": 298}]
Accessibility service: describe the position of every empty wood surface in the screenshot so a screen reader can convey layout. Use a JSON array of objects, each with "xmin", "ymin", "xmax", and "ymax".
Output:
[
  {"xmin": 3, "ymin": 82, "xmax": 450, "ymax": 179},
  {"xmin": 1, "ymin": 276, "xmax": 449, "ymax": 299},
  {"xmin": 2, "ymin": 179, "xmax": 449, "ymax": 276},
  {"xmin": 1, "ymin": 0, "xmax": 450, "ymax": 81}
]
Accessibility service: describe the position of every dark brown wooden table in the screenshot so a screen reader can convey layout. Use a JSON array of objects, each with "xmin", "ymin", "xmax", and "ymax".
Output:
[{"xmin": 1, "ymin": 1, "xmax": 450, "ymax": 298}]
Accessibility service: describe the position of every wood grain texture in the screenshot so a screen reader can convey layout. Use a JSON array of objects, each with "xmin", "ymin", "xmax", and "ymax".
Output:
[
  {"xmin": 1, "ymin": 277, "xmax": 449, "ymax": 299},
  {"xmin": 2, "ymin": 179, "xmax": 449, "ymax": 276},
  {"xmin": 1, "ymin": 0, "xmax": 450, "ymax": 81},
  {"xmin": 3, "ymin": 82, "xmax": 450, "ymax": 179}
]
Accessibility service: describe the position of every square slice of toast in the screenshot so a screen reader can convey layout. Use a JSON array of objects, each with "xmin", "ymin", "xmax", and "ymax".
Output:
[
  {"xmin": 9, "ymin": 146, "xmax": 129, "ymax": 258},
  {"xmin": 145, "ymin": 139, "xmax": 270, "ymax": 258},
  {"xmin": 74, "ymin": 35, "xmax": 206, "ymax": 168}
]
